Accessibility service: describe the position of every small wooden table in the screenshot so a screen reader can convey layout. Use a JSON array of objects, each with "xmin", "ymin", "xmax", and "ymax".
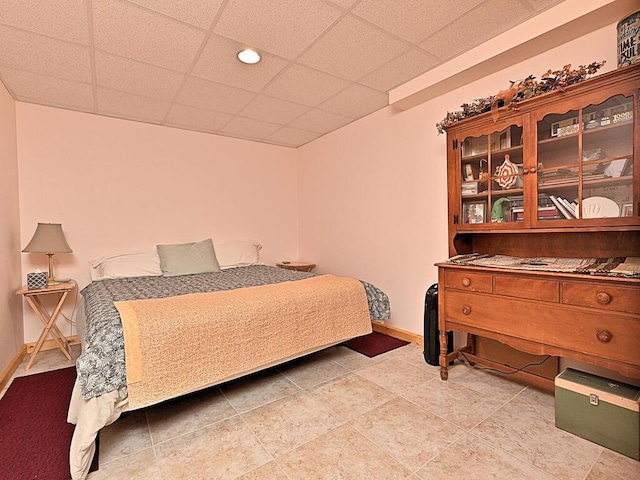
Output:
[
  {"xmin": 276, "ymin": 262, "xmax": 316, "ymax": 272},
  {"xmin": 17, "ymin": 281, "xmax": 75, "ymax": 370}
]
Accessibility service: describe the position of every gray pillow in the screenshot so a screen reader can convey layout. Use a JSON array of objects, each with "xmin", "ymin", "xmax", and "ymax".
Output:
[{"xmin": 157, "ymin": 238, "xmax": 221, "ymax": 277}]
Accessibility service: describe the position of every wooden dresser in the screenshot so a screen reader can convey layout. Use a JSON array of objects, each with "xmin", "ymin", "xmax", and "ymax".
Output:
[
  {"xmin": 438, "ymin": 64, "xmax": 640, "ymax": 388},
  {"xmin": 437, "ymin": 263, "xmax": 640, "ymax": 389}
]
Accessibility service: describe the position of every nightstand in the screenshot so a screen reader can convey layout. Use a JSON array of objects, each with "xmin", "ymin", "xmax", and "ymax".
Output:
[
  {"xmin": 276, "ymin": 262, "xmax": 316, "ymax": 272},
  {"xmin": 17, "ymin": 280, "xmax": 75, "ymax": 370}
]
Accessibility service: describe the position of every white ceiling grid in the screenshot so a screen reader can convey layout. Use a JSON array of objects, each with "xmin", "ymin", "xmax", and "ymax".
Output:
[{"xmin": 0, "ymin": 0, "xmax": 565, "ymax": 147}]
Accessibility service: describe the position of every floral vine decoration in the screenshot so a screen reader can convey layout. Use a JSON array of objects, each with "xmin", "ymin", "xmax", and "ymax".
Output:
[{"xmin": 436, "ymin": 61, "xmax": 606, "ymax": 134}]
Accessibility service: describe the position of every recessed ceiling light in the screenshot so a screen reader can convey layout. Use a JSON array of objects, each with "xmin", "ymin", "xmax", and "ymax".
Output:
[{"xmin": 237, "ymin": 49, "xmax": 261, "ymax": 64}]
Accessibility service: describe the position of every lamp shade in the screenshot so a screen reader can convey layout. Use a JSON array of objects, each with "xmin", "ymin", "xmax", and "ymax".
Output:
[{"xmin": 22, "ymin": 223, "xmax": 72, "ymax": 254}]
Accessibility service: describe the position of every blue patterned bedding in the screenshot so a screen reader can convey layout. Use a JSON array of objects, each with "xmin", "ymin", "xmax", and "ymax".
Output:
[{"xmin": 77, "ymin": 265, "xmax": 390, "ymax": 399}]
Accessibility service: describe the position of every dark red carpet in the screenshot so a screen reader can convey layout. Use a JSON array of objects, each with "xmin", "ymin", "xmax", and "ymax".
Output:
[
  {"xmin": 343, "ymin": 331, "xmax": 410, "ymax": 357},
  {"xmin": 0, "ymin": 367, "xmax": 98, "ymax": 480}
]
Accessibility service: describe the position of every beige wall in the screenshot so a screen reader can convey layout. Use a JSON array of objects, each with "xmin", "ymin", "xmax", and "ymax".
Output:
[
  {"xmin": 0, "ymin": 80, "xmax": 23, "ymax": 368},
  {"xmin": 298, "ymin": 23, "xmax": 618, "ymax": 335},
  {"xmin": 16, "ymin": 104, "xmax": 299, "ymax": 342}
]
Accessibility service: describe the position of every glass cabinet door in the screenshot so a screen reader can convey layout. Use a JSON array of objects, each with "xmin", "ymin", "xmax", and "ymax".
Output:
[
  {"xmin": 535, "ymin": 94, "xmax": 634, "ymax": 222},
  {"xmin": 459, "ymin": 124, "xmax": 524, "ymax": 225}
]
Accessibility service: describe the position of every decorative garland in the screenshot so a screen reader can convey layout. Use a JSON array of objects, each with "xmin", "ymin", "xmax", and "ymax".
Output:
[{"xmin": 436, "ymin": 61, "xmax": 606, "ymax": 134}]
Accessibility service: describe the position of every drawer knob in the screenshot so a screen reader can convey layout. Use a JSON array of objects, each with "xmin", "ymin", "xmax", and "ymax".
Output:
[
  {"xmin": 462, "ymin": 278, "xmax": 471, "ymax": 287},
  {"xmin": 596, "ymin": 330, "xmax": 612, "ymax": 343},
  {"xmin": 596, "ymin": 292, "xmax": 611, "ymax": 305},
  {"xmin": 462, "ymin": 306, "xmax": 472, "ymax": 315}
]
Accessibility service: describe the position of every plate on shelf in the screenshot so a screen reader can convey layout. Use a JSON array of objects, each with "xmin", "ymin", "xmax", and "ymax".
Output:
[{"xmin": 582, "ymin": 196, "xmax": 619, "ymax": 218}]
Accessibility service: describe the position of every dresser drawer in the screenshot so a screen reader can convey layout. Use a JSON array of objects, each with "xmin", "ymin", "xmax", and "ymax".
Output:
[
  {"xmin": 443, "ymin": 291, "xmax": 640, "ymax": 366},
  {"xmin": 444, "ymin": 270, "xmax": 492, "ymax": 293},
  {"xmin": 562, "ymin": 282, "xmax": 640, "ymax": 315},
  {"xmin": 495, "ymin": 275, "xmax": 559, "ymax": 302},
  {"xmin": 442, "ymin": 292, "xmax": 543, "ymax": 339},
  {"xmin": 547, "ymin": 312, "xmax": 640, "ymax": 366}
]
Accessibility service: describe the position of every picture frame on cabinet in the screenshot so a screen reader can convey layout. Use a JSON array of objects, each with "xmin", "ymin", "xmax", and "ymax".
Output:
[
  {"xmin": 461, "ymin": 182, "xmax": 479, "ymax": 196},
  {"xmin": 604, "ymin": 158, "xmax": 629, "ymax": 178},
  {"xmin": 463, "ymin": 163, "xmax": 474, "ymax": 181},
  {"xmin": 621, "ymin": 203, "xmax": 633, "ymax": 217},
  {"xmin": 464, "ymin": 202, "xmax": 486, "ymax": 224}
]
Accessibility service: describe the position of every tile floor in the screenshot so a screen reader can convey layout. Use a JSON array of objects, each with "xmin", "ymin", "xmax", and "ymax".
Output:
[{"xmin": 3, "ymin": 343, "xmax": 639, "ymax": 479}]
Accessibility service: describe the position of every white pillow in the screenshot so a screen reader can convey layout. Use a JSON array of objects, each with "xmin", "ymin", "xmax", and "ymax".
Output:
[
  {"xmin": 89, "ymin": 251, "xmax": 162, "ymax": 280},
  {"xmin": 215, "ymin": 240, "xmax": 262, "ymax": 269}
]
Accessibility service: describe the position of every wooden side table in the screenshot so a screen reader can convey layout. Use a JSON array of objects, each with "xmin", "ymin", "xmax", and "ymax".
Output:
[
  {"xmin": 276, "ymin": 262, "xmax": 316, "ymax": 272},
  {"xmin": 17, "ymin": 280, "xmax": 75, "ymax": 370}
]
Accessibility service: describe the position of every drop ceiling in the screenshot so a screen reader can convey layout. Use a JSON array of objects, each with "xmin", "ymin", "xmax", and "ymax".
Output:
[{"xmin": 0, "ymin": 0, "xmax": 565, "ymax": 148}]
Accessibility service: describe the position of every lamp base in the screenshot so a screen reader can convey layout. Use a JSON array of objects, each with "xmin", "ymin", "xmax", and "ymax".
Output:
[{"xmin": 46, "ymin": 253, "xmax": 60, "ymax": 287}]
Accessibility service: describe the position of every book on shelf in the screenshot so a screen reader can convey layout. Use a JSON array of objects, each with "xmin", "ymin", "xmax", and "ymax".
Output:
[
  {"xmin": 548, "ymin": 195, "xmax": 575, "ymax": 219},
  {"xmin": 537, "ymin": 205, "xmax": 560, "ymax": 218},
  {"xmin": 539, "ymin": 177, "xmax": 580, "ymax": 186},
  {"xmin": 516, "ymin": 209, "xmax": 562, "ymax": 221},
  {"xmin": 558, "ymin": 197, "xmax": 579, "ymax": 218},
  {"xmin": 537, "ymin": 194, "xmax": 554, "ymax": 208},
  {"xmin": 507, "ymin": 195, "xmax": 523, "ymax": 206}
]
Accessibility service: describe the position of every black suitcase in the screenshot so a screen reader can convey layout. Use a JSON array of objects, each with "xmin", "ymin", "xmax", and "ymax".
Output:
[{"xmin": 423, "ymin": 283, "xmax": 453, "ymax": 366}]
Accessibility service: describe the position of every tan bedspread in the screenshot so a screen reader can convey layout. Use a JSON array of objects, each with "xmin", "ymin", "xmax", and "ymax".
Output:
[{"xmin": 114, "ymin": 274, "xmax": 371, "ymax": 409}]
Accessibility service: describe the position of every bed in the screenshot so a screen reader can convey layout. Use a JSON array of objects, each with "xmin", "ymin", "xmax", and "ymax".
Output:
[{"xmin": 67, "ymin": 240, "xmax": 390, "ymax": 480}]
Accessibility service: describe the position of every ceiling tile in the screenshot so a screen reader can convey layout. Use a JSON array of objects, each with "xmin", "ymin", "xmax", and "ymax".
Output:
[
  {"xmin": 325, "ymin": 0, "xmax": 359, "ymax": 9},
  {"xmin": 0, "ymin": 0, "xmax": 574, "ymax": 148},
  {"xmin": 97, "ymin": 86, "xmax": 170, "ymax": 123},
  {"xmin": 319, "ymin": 83, "xmax": 387, "ymax": 118},
  {"xmin": 176, "ymin": 76, "xmax": 255, "ymax": 115},
  {"xmin": 360, "ymin": 48, "xmax": 440, "ymax": 92},
  {"xmin": 1, "ymin": 67, "xmax": 94, "ymax": 110},
  {"xmin": 352, "ymin": 0, "xmax": 485, "ymax": 43},
  {"xmin": 524, "ymin": 0, "xmax": 566, "ymax": 12},
  {"xmin": 239, "ymin": 95, "xmax": 310, "ymax": 125},
  {"xmin": 420, "ymin": 0, "xmax": 533, "ymax": 61},
  {"xmin": 0, "ymin": 0, "xmax": 89, "ymax": 44},
  {"xmin": 220, "ymin": 116, "xmax": 282, "ymax": 141},
  {"xmin": 288, "ymin": 108, "xmax": 352, "ymax": 133},
  {"xmin": 298, "ymin": 14, "xmax": 409, "ymax": 81},
  {"xmin": 265, "ymin": 126, "xmax": 322, "ymax": 147},
  {"xmin": 93, "ymin": 0, "xmax": 206, "ymax": 72},
  {"xmin": 126, "ymin": 0, "xmax": 224, "ymax": 29},
  {"xmin": 263, "ymin": 63, "xmax": 350, "ymax": 107},
  {"xmin": 191, "ymin": 34, "xmax": 289, "ymax": 92},
  {"xmin": 95, "ymin": 51, "xmax": 184, "ymax": 101},
  {"xmin": 213, "ymin": 0, "xmax": 343, "ymax": 59},
  {"xmin": 164, "ymin": 104, "xmax": 232, "ymax": 132},
  {"xmin": 0, "ymin": 25, "xmax": 91, "ymax": 82}
]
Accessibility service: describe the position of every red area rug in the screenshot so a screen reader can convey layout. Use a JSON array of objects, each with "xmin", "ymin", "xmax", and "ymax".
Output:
[
  {"xmin": 343, "ymin": 331, "xmax": 409, "ymax": 357},
  {"xmin": 0, "ymin": 367, "xmax": 98, "ymax": 480}
]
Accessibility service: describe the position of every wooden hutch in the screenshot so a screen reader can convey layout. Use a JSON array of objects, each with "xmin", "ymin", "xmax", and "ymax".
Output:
[{"xmin": 437, "ymin": 64, "xmax": 640, "ymax": 390}]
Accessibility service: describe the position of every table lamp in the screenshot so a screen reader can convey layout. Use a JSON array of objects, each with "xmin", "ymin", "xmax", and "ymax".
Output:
[{"xmin": 22, "ymin": 223, "xmax": 73, "ymax": 286}]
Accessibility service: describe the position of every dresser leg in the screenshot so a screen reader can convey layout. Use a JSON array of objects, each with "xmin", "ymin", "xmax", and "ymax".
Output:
[{"xmin": 439, "ymin": 331, "xmax": 449, "ymax": 380}]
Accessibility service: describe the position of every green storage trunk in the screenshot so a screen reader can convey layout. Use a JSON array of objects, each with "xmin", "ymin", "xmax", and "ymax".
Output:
[{"xmin": 555, "ymin": 368, "xmax": 640, "ymax": 460}]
